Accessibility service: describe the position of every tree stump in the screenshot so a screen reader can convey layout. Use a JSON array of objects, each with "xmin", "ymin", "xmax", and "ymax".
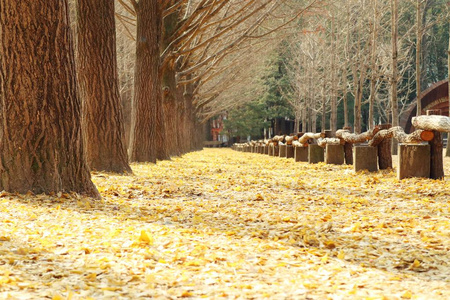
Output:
[
  {"xmin": 273, "ymin": 145, "xmax": 279, "ymax": 157},
  {"xmin": 286, "ymin": 145, "xmax": 294, "ymax": 158},
  {"xmin": 354, "ymin": 146, "xmax": 378, "ymax": 172},
  {"xmin": 378, "ymin": 124, "xmax": 392, "ymax": 169},
  {"xmin": 325, "ymin": 144, "xmax": 344, "ymax": 165},
  {"xmin": 268, "ymin": 145, "xmax": 274, "ymax": 156},
  {"xmin": 295, "ymin": 146, "xmax": 308, "ymax": 162},
  {"xmin": 308, "ymin": 144, "xmax": 324, "ymax": 164},
  {"xmin": 398, "ymin": 144, "xmax": 430, "ymax": 179},
  {"xmin": 341, "ymin": 127, "xmax": 354, "ymax": 165},
  {"xmin": 264, "ymin": 145, "xmax": 269, "ymax": 155},
  {"xmin": 344, "ymin": 142, "xmax": 353, "ymax": 165},
  {"xmin": 427, "ymin": 110, "xmax": 444, "ymax": 180},
  {"xmin": 279, "ymin": 144, "xmax": 287, "ymax": 158}
]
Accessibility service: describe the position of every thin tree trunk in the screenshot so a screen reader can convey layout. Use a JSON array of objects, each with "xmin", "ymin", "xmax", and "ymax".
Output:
[
  {"xmin": 391, "ymin": 0, "xmax": 399, "ymax": 154},
  {"xmin": 322, "ymin": 79, "xmax": 326, "ymax": 131},
  {"xmin": 446, "ymin": 13, "xmax": 450, "ymax": 157},
  {"xmin": 343, "ymin": 72, "xmax": 349, "ymax": 128},
  {"xmin": 368, "ymin": 0, "xmax": 378, "ymax": 130},
  {"xmin": 330, "ymin": 13, "xmax": 337, "ymax": 133},
  {"xmin": 0, "ymin": 0, "xmax": 99, "ymax": 197},
  {"xmin": 416, "ymin": 0, "xmax": 422, "ymax": 116},
  {"xmin": 353, "ymin": 65, "xmax": 362, "ymax": 134},
  {"xmin": 129, "ymin": 0, "xmax": 168, "ymax": 162},
  {"xmin": 76, "ymin": 0, "xmax": 131, "ymax": 173},
  {"xmin": 184, "ymin": 84, "xmax": 196, "ymax": 152}
]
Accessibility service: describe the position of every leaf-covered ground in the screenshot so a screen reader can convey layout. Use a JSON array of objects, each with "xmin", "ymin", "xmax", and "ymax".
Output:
[{"xmin": 1, "ymin": 148, "xmax": 450, "ymax": 299}]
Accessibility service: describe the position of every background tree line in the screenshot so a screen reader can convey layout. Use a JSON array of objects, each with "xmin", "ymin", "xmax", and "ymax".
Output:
[{"xmin": 223, "ymin": 0, "xmax": 449, "ymax": 142}]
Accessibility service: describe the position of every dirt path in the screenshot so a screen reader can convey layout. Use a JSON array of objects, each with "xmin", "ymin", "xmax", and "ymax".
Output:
[{"xmin": 1, "ymin": 148, "xmax": 449, "ymax": 299}]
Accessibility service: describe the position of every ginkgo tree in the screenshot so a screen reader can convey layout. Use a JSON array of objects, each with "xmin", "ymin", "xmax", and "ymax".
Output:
[{"xmin": 0, "ymin": 0, "xmax": 99, "ymax": 197}]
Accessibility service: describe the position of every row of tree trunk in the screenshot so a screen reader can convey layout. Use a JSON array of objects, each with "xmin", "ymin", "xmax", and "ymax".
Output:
[{"xmin": 0, "ymin": 0, "xmax": 204, "ymax": 197}]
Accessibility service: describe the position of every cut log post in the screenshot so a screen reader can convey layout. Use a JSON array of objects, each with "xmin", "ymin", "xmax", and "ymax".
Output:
[
  {"xmin": 412, "ymin": 115, "xmax": 450, "ymax": 132},
  {"xmin": 398, "ymin": 144, "xmax": 430, "ymax": 179},
  {"xmin": 268, "ymin": 144, "xmax": 274, "ymax": 156},
  {"xmin": 286, "ymin": 145, "xmax": 294, "ymax": 158},
  {"xmin": 295, "ymin": 146, "xmax": 308, "ymax": 162},
  {"xmin": 273, "ymin": 145, "xmax": 279, "ymax": 156},
  {"xmin": 264, "ymin": 145, "xmax": 269, "ymax": 155},
  {"xmin": 376, "ymin": 124, "xmax": 392, "ymax": 169},
  {"xmin": 336, "ymin": 127, "xmax": 380, "ymax": 165},
  {"xmin": 325, "ymin": 144, "xmax": 344, "ymax": 165},
  {"xmin": 342, "ymin": 127, "xmax": 353, "ymax": 165},
  {"xmin": 354, "ymin": 146, "xmax": 378, "ymax": 172},
  {"xmin": 344, "ymin": 142, "xmax": 353, "ymax": 165},
  {"xmin": 308, "ymin": 144, "xmax": 324, "ymax": 164},
  {"xmin": 279, "ymin": 144, "xmax": 287, "ymax": 158},
  {"xmin": 298, "ymin": 132, "xmax": 325, "ymax": 145},
  {"xmin": 426, "ymin": 110, "xmax": 444, "ymax": 180}
]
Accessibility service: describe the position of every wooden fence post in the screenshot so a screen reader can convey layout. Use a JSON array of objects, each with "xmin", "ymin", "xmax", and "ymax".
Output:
[
  {"xmin": 427, "ymin": 109, "xmax": 444, "ymax": 179},
  {"xmin": 378, "ymin": 124, "xmax": 392, "ymax": 169}
]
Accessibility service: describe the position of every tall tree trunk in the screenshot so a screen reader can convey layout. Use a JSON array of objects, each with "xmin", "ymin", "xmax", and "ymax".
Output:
[
  {"xmin": 416, "ymin": 0, "xmax": 422, "ymax": 116},
  {"xmin": 0, "ymin": 0, "xmax": 99, "ymax": 197},
  {"xmin": 184, "ymin": 85, "xmax": 195, "ymax": 152},
  {"xmin": 129, "ymin": 0, "xmax": 168, "ymax": 162},
  {"xmin": 162, "ymin": 67, "xmax": 181, "ymax": 157},
  {"xmin": 342, "ymin": 72, "xmax": 349, "ymax": 129},
  {"xmin": 162, "ymin": 7, "xmax": 181, "ymax": 157},
  {"xmin": 76, "ymin": 0, "xmax": 132, "ymax": 173},
  {"xmin": 302, "ymin": 106, "xmax": 308, "ymax": 132},
  {"xmin": 368, "ymin": 0, "xmax": 378, "ymax": 130},
  {"xmin": 330, "ymin": 13, "xmax": 337, "ymax": 133},
  {"xmin": 391, "ymin": 0, "xmax": 399, "ymax": 154},
  {"xmin": 322, "ymin": 80, "xmax": 326, "ymax": 131},
  {"xmin": 446, "ymin": 8, "xmax": 450, "ymax": 157},
  {"xmin": 353, "ymin": 64, "xmax": 362, "ymax": 134}
]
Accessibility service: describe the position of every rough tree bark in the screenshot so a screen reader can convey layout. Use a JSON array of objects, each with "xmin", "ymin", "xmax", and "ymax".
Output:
[
  {"xmin": 415, "ymin": 0, "xmax": 422, "ymax": 116},
  {"xmin": 447, "ymin": 13, "xmax": 450, "ymax": 157},
  {"xmin": 426, "ymin": 110, "xmax": 444, "ymax": 180},
  {"xmin": 76, "ymin": 0, "xmax": 132, "ymax": 173},
  {"xmin": 317, "ymin": 138, "xmax": 341, "ymax": 148},
  {"xmin": 0, "ymin": 0, "xmax": 99, "ymax": 197},
  {"xmin": 391, "ymin": 0, "xmax": 399, "ymax": 154},
  {"xmin": 412, "ymin": 115, "xmax": 450, "ymax": 132},
  {"xmin": 129, "ymin": 0, "xmax": 169, "ymax": 163},
  {"xmin": 336, "ymin": 127, "xmax": 380, "ymax": 144},
  {"xmin": 162, "ymin": 5, "xmax": 182, "ymax": 157},
  {"xmin": 369, "ymin": 126, "xmax": 434, "ymax": 145}
]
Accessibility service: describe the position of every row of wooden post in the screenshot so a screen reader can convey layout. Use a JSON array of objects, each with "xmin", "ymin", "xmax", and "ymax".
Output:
[{"xmin": 233, "ymin": 110, "xmax": 449, "ymax": 180}]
